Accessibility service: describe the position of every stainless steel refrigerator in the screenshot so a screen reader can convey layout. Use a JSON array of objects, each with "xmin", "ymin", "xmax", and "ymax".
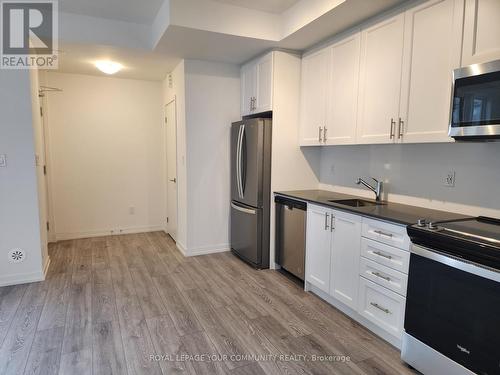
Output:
[{"xmin": 230, "ymin": 118, "xmax": 272, "ymax": 269}]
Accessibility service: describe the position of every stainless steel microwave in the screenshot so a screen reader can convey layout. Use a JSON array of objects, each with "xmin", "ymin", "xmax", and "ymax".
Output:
[{"xmin": 449, "ymin": 59, "xmax": 500, "ymax": 140}]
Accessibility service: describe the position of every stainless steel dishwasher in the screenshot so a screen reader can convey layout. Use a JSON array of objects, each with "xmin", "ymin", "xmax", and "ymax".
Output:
[{"xmin": 275, "ymin": 195, "xmax": 306, "ymax": 280}]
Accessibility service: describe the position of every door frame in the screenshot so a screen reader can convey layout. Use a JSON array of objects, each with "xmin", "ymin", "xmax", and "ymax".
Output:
[
  {"xmin": 164, "ymin": 97, "xmax": 178, "ymax": 240},
  {"xmin": 40, "ymin": 94, "xmax": 56, "ymax": 243}
]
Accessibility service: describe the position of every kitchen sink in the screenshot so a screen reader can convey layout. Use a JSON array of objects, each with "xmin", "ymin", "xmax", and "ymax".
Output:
[{"xmin": 328, "ymin": 199, "xmax": 385, "ymax": 207}]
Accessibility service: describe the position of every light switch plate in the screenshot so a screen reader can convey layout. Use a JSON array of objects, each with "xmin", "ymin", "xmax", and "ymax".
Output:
[{"xmin": 0, "ymin": 154, "xmax": 6, "ymax": 167}]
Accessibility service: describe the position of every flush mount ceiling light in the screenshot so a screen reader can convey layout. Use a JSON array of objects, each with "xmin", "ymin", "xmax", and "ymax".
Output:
[{"xmin": 95, "ymin": 60, "xmax": 123, "ymax": 74}]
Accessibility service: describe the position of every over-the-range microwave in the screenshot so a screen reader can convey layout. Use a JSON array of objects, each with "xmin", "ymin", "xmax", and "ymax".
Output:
[{"xmin": 449, "ymin": 59, "xmax": 500, "ymax": 141}]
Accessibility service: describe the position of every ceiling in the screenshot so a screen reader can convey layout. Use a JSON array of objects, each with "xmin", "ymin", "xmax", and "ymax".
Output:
[
  {"xmin": 211, "ymin": 0, "xmax": 300, "ymax": 13},
  {"xmin": 59, "ymin": 0, "xmax": 165, "ymax": 24},
  {"xmin": 55, "ymin": 0, "xmax": 408, "ymax": 81},
  {"xmin": 56, "ymin": 43, "xmax": 176, "ymax": 81}
]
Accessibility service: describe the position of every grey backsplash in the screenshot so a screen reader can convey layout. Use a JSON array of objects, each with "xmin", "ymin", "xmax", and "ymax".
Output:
[{"xmin": 319, "ymin": 142, "xmax": 500, "ymax": 210}]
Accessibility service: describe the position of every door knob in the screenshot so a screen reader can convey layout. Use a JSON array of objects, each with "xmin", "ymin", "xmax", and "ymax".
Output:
[{"xmin": 169, "ymin": 178, "xmax": 176, "ymax": 183}]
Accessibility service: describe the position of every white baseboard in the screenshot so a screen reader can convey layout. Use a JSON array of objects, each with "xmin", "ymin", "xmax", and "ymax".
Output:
[
  {"xmin": 43, "ymin": 256, "xmax": 51, "ymax": 278},
  {"xmin": 0, "ymin": 269, "xmax": 45, "ymax": 287},
  {"xmin": 176, "ymin": 241, "xmax": 187, "ymax": 256},
  {"xmin": 175, "ymin": 242, "xmax": 230, "ymax": 257},
  {"xmin": 54, "ymin": 225, "xmax": 165, "ymax": 241},
  {"xmin": 186, "ymin": 244, "xmax": 230, "ymax": 257}
]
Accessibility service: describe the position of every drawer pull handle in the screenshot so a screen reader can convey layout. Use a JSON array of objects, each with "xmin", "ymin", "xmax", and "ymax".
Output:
[
  {"xmin": 324, "ymin": 213, "xmax": 330, "ymax": 231},
  {"xmin": 371, "ymin": 271, "xmax": 391, "ymax": 282},
  {"xmin": 373, "ymin": 251, "xmax": 392, "ymax": 260},
  {"xmin": 374, "ymin": 230, "xmax": 393, "ymax": 238},
  {"xmin": 370, "ymin": 302, "xmax": 391, "ymax": 314}
]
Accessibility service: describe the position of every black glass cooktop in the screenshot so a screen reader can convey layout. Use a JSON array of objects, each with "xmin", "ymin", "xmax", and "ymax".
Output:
[{"xmin": 407, "ymin": 217, "xmax": 500, "ymax": 270}]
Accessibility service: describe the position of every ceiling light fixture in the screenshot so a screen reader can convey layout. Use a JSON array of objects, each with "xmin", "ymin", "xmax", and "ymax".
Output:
[{"xmin": 95, "ymin": 60, "xmax": 123, "ymax": 74}]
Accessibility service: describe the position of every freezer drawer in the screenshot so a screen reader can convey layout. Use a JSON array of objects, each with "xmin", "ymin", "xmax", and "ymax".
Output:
[
  {"xmin": 275, "ymin": 196, "xmax": 306, "ymax": 280},
  {"xmin": 231, "ymin": 201, "xmax": 262, "ymax": 266}
]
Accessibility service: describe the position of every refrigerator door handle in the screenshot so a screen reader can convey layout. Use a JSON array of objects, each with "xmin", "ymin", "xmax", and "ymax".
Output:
[
  {"xmin": 238, "ymin": 124, "xmax": 246, "ymax": 198},
  {"xmin": 236, "ymin": 124, "xmax": 243, "ymax": 198},
  {"xmin": 231, "ymin": 201, "xmax": 257, "ymax": 215}
]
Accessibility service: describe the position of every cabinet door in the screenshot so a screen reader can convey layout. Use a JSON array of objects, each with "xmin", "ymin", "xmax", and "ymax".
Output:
[
  {"xmin": 255, "ymin": 53, "xmax": 273, "ymax": 113},
  {"xmin": 399, "ymin": 0, "xmax": 463, "ymax": 143},
  {"xmin": 462, "ymin": 0, "xmax": 500, "ymax": 66},
  {"xmin": 326, "ymin": 32, "xmax": 361, "ymax": 145},
  {"xmin": 241, "ymin": 63, "xmax": 256, "ymax": 116},
  {"xmin": 305, "ymin": 204, "xmax": 332, "ymax": 293},
  {"xmin": 356, "ymin": 14, "xmax": 405, "ymax": 144},
  {"xmin": 299, "ymin": 48, "xmax": 330, "ymax": 145},
  {"xmin": 330, "ymin": 210, "xmax": 362, "ymax": 310}
]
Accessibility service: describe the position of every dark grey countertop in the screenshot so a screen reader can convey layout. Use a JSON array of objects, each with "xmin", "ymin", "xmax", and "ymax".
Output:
[{"xmin": 275, "ymin": 190, "xmax": 470, "ymax": 226}]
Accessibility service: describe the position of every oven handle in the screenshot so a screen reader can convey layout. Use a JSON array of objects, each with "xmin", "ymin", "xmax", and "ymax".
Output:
[{"xmin": 411, "ymin": 244, "xmax": 500, "ymax": 283}]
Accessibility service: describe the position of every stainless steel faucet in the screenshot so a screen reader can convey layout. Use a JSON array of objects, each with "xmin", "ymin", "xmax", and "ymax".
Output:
[{"xmin": 356, "ymin": 177, "xmax": 383, "ymax": 201}]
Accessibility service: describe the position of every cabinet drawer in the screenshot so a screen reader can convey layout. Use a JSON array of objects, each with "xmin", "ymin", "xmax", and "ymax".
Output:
[
  {"xmin": 362, "ymin": 218, "xmax": 410, "ymax": 250},
  {"xmin": 358, "ymin": 277, "xmax": 405, "ymax": 339},
  {"xmin": 361, "ymin": 238, "xmax": 409, "ymax": 274},
  {"xmin": 359, "ymin": 257, "xmax": 408, "ymax": 297}
]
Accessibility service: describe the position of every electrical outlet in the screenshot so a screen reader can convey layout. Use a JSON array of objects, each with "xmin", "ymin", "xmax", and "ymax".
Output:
[
  {"xmin": 129, "ymin": 206, "xmax": 135, "ymax": 215},
  {"xmin": 444, "ymin": 171, "xmax": 456, "ymax": 187},
  {"xmin": 0, "ymin": 154, "xmax": 6, "ymax": 167}
]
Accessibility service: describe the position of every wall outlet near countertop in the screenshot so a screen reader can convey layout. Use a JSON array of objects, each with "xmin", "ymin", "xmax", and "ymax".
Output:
[
  {"xmin": 129, "ymin": 206, "xmax": 135, "ymax": 215},
  {"xmin": 0, "ymin": 154, "xmax": 6, "ymax": 167},
  {"xmin": 444, "ymin": 171, "xmax": 456, "ymax": 187}
]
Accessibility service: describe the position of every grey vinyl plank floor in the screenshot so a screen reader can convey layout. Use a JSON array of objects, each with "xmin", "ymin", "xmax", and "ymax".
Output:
[{"xmin": 0, "ymin": 232, "xmax": 416, "ymax": 375}]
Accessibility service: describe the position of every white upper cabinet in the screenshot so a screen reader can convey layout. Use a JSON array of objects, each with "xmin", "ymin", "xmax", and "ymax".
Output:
[
  {"xmin": 325, "ymin": 33, "xmax": 361, "ymax": 145},
  {"xmin": 462, "ymin": 0, "xmax": 500, "ymax": 66},
  {"xmin": 398, "ymin": 0, "xmax": 464, "ymax": 143},
  {"xmin": 255, "ymin": 53, "xmax": 273, "ymax": 114},
  {"xmin": 299, "ymin": 48, "xmax": 330, "ymax": 145},
  {"xmin": 241, "ymin": 63, "xmax": 256, "ymax": 116},
  {"xmin": 241, "ymin": 52, "xmax": 273, "ymax": 116},
  {"xmin": 330, "ymin": 210, "xmax": 362, "ymax": 310},
  {"xmin": 356, "ymin": 14, "xmax": 405, "ymax": 144}
]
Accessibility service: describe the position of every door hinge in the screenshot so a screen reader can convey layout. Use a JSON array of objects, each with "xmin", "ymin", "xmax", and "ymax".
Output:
[
  {"xmin": 40, "ymin": 106, "xmax": 43, "ymax": 117},
  {"xmin": 43, "ymin": 165, "xmax": 47, "ymax": 175},
  {"xmin": 46, "ymin": 221, "xmax": 50, "ymax": 231}
]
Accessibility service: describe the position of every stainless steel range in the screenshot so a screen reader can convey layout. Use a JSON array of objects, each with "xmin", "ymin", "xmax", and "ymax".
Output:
[{"xmin": 403, "ymin": 216, "xmax": 500, "ymax": 375}]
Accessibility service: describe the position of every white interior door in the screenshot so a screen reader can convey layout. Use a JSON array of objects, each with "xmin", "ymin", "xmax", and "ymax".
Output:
[{"xmin": 165, "ymin": 100, "xmax": 177, "ymax": 241}]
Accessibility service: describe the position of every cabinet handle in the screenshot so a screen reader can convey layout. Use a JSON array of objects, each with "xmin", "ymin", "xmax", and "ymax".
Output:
[
  {"xmin": 390, "ymin": 118, "xmax": 396, "ymax": 139},
  {"xmin": 318, "ymin": 127, "xmax": 323, "ymax": 143},
  {"xmin": 398, "ymin": 118, "xmax": 404, "ymax": 139},
  {"xmin": 323, "ymin": 127, "xmax": 327, "ymax": 143},
  {"xmin": 330, "ymin": 215, "xmax": 335, "ymax": 232},
  {"xmin": 324, "ymin": 212, "xmax": 329, "ymax": 231},
  {"xmin": 370, "ymin": 302, "xmax": 391, "ymax": 314},
  {"xmin": 373, "ymin": 251, "xmax": 392, "ymax": 260},
  {"xmin": 374, "ymin": 230, "xmax": 393, "ymax": 238},
  {"xmin": 371, "ymin": 271, "xmax": 391, "ymax": 282}
]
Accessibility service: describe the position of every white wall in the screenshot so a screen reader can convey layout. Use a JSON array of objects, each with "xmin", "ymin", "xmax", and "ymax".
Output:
[
  {"xmin": 319, "ymin": 142, "xmax": 500, "ymax": 217},
  {"xmin": 0, "ymin": 69, "xmax": 44, "ymax": 286},
  {"xmin": 45, "ymin": 72, "xmax": 165, "ymax": 240},
  {"xmin": 184, "ymin": 60, "xmax": 240, "ymax": 254}
]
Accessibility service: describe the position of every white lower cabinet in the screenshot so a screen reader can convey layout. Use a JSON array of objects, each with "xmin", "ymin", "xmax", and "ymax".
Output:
[
  {"xmin": 358, "ymin": 277, "xmax": 406, "ymax": 338},
  {"xmin": 305, "ymin": 204, "xmax": 332, "ymax": 293},
  {"xmin": 330, "ymin": 211, "xmax": 362, "ymax": 310},
  {"xmin": 305, "ymin": 204, "xmax": 411, "ymax": 347},
  {"xmin": 359, "ymin": 257, "xmax": 408, "ymax": 297}
]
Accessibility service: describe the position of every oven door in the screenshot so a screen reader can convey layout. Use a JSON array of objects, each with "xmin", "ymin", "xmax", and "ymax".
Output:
[
  {"xmin": 404, "ymin": 245, "xmax": 500, "ymax": 375},
  {"xmin": 450, "ymin": 60, "xmax": 500, "ymax": 140}
]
